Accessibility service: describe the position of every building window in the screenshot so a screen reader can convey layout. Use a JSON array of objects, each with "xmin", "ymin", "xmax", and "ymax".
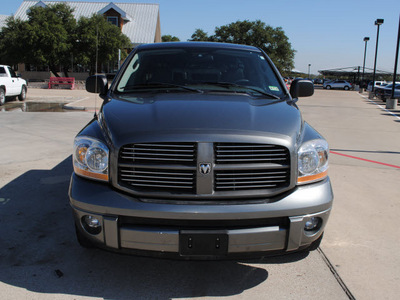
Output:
[{"xmin": 107, "ymin": 16, "xmax": 119, "ymax": 27}]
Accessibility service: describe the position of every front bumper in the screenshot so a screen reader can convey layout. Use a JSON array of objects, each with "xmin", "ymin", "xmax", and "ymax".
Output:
[{"xmin": 69, "ymin": 174, "xmax": 333, "ymax": 259}]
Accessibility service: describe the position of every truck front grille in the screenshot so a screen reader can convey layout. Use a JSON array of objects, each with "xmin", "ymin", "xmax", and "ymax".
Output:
[
  {"xmin": 214, "ymin": 143, "xmax": 290, "ymax": 192},
  {"xmin": 120, "ymin": 142, "xmax": 196, "ymax": 165},
  {"xmin": 215, "ymin": 169, "xmax": 290, "ymax": 191},
  {"xmin": 118, "ymin": 142, "xmax": 291, "ymax": 198},
  {"xmin": 215, "ymin": 143, "xmax": 289, "ymax": 164},
  {"xmin": 119, "ymin": 143, "xmax": 197, "ymax": 193},
  {"xmin": 119, "ymin": 167, "xmax": 196, "ymax": 192}
]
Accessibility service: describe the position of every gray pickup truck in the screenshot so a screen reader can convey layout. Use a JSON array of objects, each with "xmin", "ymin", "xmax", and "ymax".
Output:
[{"xmin": 69, "ymin": 42, "xmax": 333, "ymax": 259}]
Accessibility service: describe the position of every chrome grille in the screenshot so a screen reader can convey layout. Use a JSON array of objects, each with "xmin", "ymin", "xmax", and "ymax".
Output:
[
  {"xmin": 120, "ymin": 143, "xmax": 196, "ymax": 165},
  {"xmin": 118, "ymin": 142, "xmax": 291, "ymax": 198},
  {"xmin": 119, "ymin": 143, "xmax": 197, "ymax": 193},
  {"xmin": 119, "ymin": 167, "xmax": 195, "ymax": 191},
  {"xmin": 215, "ymin": 169, "xmax": 290, "ymax": 191},
  {"xmin": 215, "ymin": 143, "xmax": 289, "ymax": 164}
]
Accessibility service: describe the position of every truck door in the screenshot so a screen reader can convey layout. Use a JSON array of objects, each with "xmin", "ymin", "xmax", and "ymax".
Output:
[
  {"xmin": 0, "ymin": 66, "xmax": 14, "ymax": 95},
  {"xmin": 7, "ymin": 66, "xmax": 21, "ymax": 95}
]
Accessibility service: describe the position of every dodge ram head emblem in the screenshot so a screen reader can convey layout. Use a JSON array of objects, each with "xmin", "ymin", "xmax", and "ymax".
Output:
[{"xmin": 199, "ymin": 163, "xmax": 211, "ymax": 175}]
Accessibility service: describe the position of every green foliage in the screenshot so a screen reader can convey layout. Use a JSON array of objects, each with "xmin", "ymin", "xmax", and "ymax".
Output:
[
  {"xmin": 162, "ymin": 35, "xmax": 180, "ymax": 42},
  {"xmin": 0, "ymin": 3, "xmax": 75, "ymax": 71},
  {"xmin": 189, "ymin": 20, "xmax": 295, "ymax": 73},
  {"xmin": 0, "ymin": 3, "xmax": 131, "ymax": 76},
  {"xmin": 190, "ymin": 29, "xmax": 209, "ymax": 42},
  {"xmin": 75, "ymin": 14, "xmax": 131, "ymax": 75},
  {"xmin": 0, "ymin": 17, "xmax": 30, "ymax": 64}
]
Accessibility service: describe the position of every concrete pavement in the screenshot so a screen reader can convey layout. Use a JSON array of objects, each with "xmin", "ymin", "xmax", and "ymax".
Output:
[
  {"xmin": 298, "ymin": 89, "xmax": 400, "ymax": 300},
  {"xmin": 26, "ymin": 87, "xmax": 100, "ymax": 111}
]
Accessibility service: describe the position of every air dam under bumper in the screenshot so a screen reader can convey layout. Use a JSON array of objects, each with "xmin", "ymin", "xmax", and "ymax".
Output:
[{"xmin": 69, "ymin": 174, "xmax": 333, "ymax": 259}]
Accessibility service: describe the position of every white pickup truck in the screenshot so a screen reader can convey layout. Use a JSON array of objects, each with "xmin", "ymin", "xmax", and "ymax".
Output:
[{"xmin": 0, "ymin": 65, "xmax": 28, "ymax": 106}]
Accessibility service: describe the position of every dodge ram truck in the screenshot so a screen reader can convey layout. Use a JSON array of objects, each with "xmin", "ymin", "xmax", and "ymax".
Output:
[
  {"xmin": 0, "ymin": 65, "xmax": 27, "ymax": 106},
  {"xmin": 69, "ymin": 42, "xmax": 333, "ymax": 259}
]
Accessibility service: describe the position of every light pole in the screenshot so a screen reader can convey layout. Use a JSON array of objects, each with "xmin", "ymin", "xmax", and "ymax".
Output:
[
  {"xmin": 387, "ymin": 14, "xmax": 400, "ymax": 109},
  {"xmin": 360, "ymin": 37, "xmax": 369, "ymax": 93},
  {"xmin": 308, "ymin": 64, "xmax": 311, "ymax": 79},
  {"xmin": 370, "ymin": 19, "xmax": 384, "ymax": 99}
]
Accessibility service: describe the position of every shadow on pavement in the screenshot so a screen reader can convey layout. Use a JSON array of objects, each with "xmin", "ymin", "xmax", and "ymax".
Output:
[
  {"xmin": 361, "ymin": 99, "xmax": 400, "ymax": 122},
  {"xmin": 0, "ymin": 156, "xmax": 306, "ymax": 299}
]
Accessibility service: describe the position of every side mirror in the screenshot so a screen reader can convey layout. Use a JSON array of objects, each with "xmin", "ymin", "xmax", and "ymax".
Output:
[
  {"xmin": 290, "ymin": 79, "xmax": 314, "ymax": 99},
  {"xmin": 86, "ymin": 75, "xmax": 108, "ymax": 95}
]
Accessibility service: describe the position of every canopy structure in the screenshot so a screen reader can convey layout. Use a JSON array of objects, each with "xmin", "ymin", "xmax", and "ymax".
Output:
[{"xmin": 318, "ymin": 66, "xmax": 393, "ymax": 83}]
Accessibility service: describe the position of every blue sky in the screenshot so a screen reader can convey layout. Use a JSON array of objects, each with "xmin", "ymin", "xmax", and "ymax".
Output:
[{"xmin": 1, "ymin": 0, "xmax": 399, "ymax": 75}]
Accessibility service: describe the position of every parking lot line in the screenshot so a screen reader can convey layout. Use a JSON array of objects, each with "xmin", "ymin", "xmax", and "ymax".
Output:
[
  {"xmin": 330, "ymin": 150, "xmax": 400, "ymax": 169},
  {"xmin": 358, "ymin": 94, "xmax": 400, "ymax": 121}
]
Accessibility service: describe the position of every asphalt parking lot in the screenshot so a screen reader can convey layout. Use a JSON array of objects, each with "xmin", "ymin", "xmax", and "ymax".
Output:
[{"xmin": 0, "ymin": 88, "xmax": 399, "ymax": 299}]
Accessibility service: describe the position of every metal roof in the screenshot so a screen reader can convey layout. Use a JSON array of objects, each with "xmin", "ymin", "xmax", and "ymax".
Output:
[
  {"xmin": 0, "ymin": 15, "xmax": 10, "ymax": 29},
  {"xmin": 318, "ymin": 66, "xmax": 392, "ymax": 76},
  {"xmin": 13, "ymin": 1, "xmax": 160, "ymax": 45}
]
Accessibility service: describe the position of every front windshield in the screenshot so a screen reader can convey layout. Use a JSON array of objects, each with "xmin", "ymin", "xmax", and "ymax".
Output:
[{"xmin": 116, "ymin": 47, "xmax": 285, "ymax": 98}]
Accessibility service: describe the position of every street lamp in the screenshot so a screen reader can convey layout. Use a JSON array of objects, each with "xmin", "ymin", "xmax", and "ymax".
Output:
[
  {"xmin": 370, "ymin": 18, "xmax": 384, "ymax": 99},
  {"xmin": 360, "ymin": 37, "xmax": 369, "ymax": 93},
  {"xmin": 308, "ymin": 64, "xmax": 311, "ymax": 78},
  {"xmin": 387, "ymin": 14, "xmax": 400, "ymax": 109}
]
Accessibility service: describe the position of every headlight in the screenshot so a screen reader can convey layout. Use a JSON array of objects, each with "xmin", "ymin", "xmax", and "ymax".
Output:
[
  {"xmin": 297, "ymin": 139, "xmax": 329, "ymax": 185},
  {"xmin": 73, "ymin": 136, "xmax": 109, "ymax": 182}
]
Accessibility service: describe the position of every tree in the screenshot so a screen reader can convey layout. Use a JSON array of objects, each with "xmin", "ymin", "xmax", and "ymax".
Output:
[
  {"xmin": 0, "ymin": 3, "xmax": 76, "ymax": 77},
  {"xmin": 189, "ymin": 20, "xmax": 295, "ymax": 73},
  {"xmin": 75, "ymin": 14, "xmax": 131, "ymax": 75},
  {"xmin": 162, "ymin": 35, "xmax": 180, "ymax": 42},
  {"xmin": 0, "ymin": 3, "xmax": 131, "ymax": 77},
  {"xmin": 190, "ymin": 29, "xmax": 209, "ymax": 42},
  {"xmin": 0, "ymin": 17, "xmax": 29, "ymax": 65}
]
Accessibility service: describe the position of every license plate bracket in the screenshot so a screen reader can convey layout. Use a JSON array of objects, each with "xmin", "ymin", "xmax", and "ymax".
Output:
[{"xmin": 179, "ymin": 231, "xmax": 228, "ymax": 256}]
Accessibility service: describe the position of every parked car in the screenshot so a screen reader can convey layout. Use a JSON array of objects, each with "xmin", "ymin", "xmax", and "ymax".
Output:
[
  {"xmin": 375, "ymin": 83, "xmax": 392, "ymax": 100},
  {"xmin": 313, "ymin": 78, "xmax": 323, "ymax": 84},
  {"xmin": 323, "ymin": 80, "xmax": 353, "ymax": 90},
  {"xmin": 379, "ymin": 84, "xmax": 400, "ymax": 101},
  {"xmin": 0, "ymin": 65, "xmax": 27, "ymax": 105},
  {"xmin": 366, "ymin": 81, "xmax": 387, "ymax": 92},
  {"xmin": 70, "ymin": 42, "xmax": 333, "ymax": 259}
]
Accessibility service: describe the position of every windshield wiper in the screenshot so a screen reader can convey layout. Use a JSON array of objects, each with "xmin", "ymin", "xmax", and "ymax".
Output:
[
  {"xmin": 201, "ymin": 81, "xmax": 281, "ymax": 99},
  {"xmin": 121, "ymin": 82, "xmax": 203, "ymax": 93}
]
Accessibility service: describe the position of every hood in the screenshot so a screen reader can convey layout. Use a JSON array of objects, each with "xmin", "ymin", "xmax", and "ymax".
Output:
[{"xmin": 100, "ymin": 93, "xmax": 302, "ymax": 147}]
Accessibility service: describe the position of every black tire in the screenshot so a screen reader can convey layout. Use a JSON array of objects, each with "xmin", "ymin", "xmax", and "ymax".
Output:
[
  {"xmin": 0, "ymin": 88, "xmax": 5, "ymax": 106},
  {"xmin": 75, "ymin": 224, "xmax": 94, "ymax": 248},
  {"xmin": 326, "ymin": 85, "xmax": 331, "ymax": 90},
  {"xmin": 344, "ymin": 86, "xmax": 349, "ymax": 90},
  {"xmin": 18, "ymin": 85, "xmax": 27, "ymax": 101}
]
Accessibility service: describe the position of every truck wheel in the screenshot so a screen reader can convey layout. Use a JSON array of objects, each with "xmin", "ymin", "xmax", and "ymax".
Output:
[
  {"xmin": 18, "ymin": 86, "xmax": 27, "ymax": 101},
  {"xmin": 75, "ymin": 224, "xmax": 94, "ymax": 248},
  {"xmin": 0, "ymin": 88, "xmax": 5, "ymax": 106}
]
